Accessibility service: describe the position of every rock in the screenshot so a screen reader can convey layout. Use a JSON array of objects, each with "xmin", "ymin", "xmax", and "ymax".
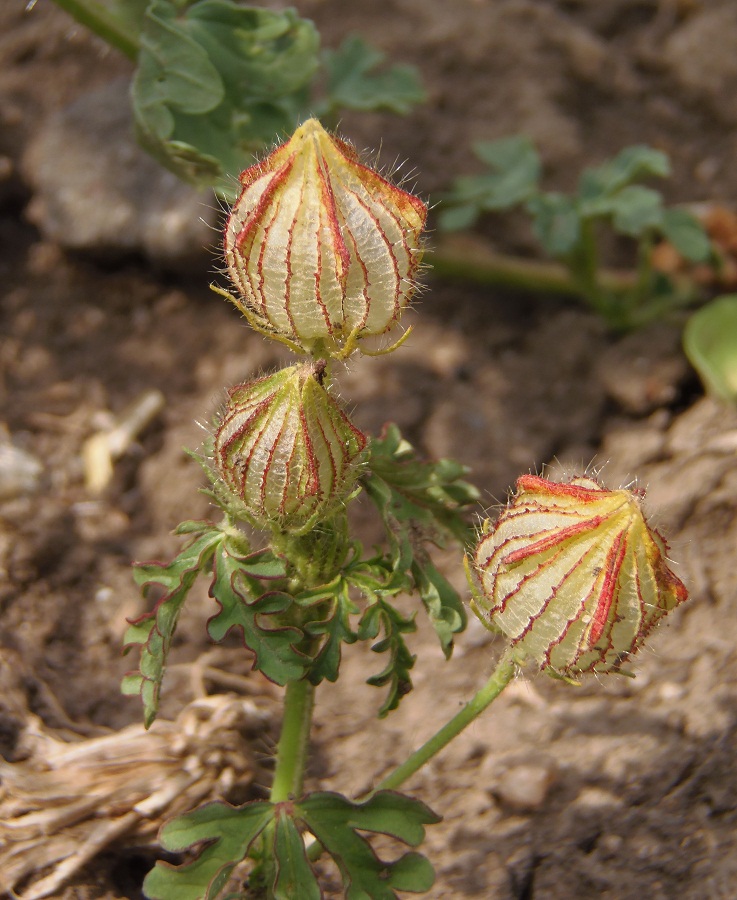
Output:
[
  {"xmin": 663, "ymin": 6, "xmax": 737, "ymax": 125},
  {"xmin": 492, "ymin": 762, "xmax": 557, "ymax": 811},
  {"xmin": 22, "ymin": 79, "xmax": 217, "ymax": 270}
]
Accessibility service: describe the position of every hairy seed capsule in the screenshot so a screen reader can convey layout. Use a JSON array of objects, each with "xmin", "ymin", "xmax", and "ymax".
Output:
[
  {"xmin": 468, "ymin": 474, "xmax": 688, "ymax": 676},
  {"xmin": 214, "ymin": 363, "xmax": 367, "ymax": 532},
  {"xmin": 224, "ymin": 118, "xmax": 427, "ymax": 358}
]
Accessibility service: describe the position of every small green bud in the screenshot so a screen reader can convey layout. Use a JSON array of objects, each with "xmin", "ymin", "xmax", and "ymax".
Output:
[
  {"xmin": 214, "ymin": 362, "xmax": 367, "ymax": 532},
  {"xmin": 467, "ymin": 474, "xmax": 688, "ymax": 676},
  {"xmin": 224, "ymin": 118, "xmax": 428, "ymax": 359}
]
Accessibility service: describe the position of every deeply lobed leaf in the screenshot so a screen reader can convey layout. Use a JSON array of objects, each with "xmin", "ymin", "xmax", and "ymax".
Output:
[
  {"xmin": 124, "ymin": 521, "xmax": 312, "ymax": 725},
  {"xmin": 143, "ymin": 801, "xmax": 275, "ymax": 900},
  {"xmin": 143, "ymin": 791, "xmax": 439, "ymax": 900},
  {"xmin": 361, "ymin": 425, "xmax": 475, "ymax": 666},
  {"xmin": 207, "ymin": 540, "xmax": 310, "ymax": 684},
  {"xmin": 359, "ymin": 600, "xmax": 417, "ymax": 717},
  {"xmin": 298, "ymin": 791, "xmax": 440, "ymax": 898},
  {"xmin": 123, "ymin": 522, "xmax": 224, "ymax": 727}
]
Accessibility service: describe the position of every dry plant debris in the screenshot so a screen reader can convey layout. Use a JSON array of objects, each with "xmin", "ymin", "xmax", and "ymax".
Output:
[{"xmin": 0, "ymin": 694, "xmax": 271, "ymax": 900}]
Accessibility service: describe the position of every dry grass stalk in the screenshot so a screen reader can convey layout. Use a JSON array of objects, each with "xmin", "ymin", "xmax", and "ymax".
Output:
[{"xmin": 0, "ymin": 694, "xmax": 271, "ymax": 900}]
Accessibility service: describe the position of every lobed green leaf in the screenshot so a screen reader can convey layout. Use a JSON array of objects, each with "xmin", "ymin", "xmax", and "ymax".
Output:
[
  {"xmin": 207, "ymin": 541, "xmax": 309, "ymax": 684},
  {"xmin": 360, "ymin": 425, "xmax": 476, "ymax": 666},
  {"xmin": 132, "ymin": 1, "xmax": 320, "ymax": 192},
  {"xmin": 272, "ymin": 808, "xmax": 322, "ymax": 900},
  {"xmin": 143, "ymin": 791, "xmax": 439, "ymax": 900},
  {"xmin": 301, "ymin": 579, "xmax": 359, "ymax": 685},
  {"xmin": 322, "ymin": 34, "xmax": 426, "ymax": 115},
  {"xmin": 297, "ymin": 791, "xmax": 440, "ymax": 898},
  {"xmin": 143, "ymin": 800, "xmax": 275, "ymax": 900},
  {"xmin": 661, "ymin": 207, "xmax": 712, "ymax": 263},
  {"xmin": 366, "ymin": 424, "xmax": 479, "ymax": 548},
  {"xmin": 527, "ymin": 192, "xmax": 581, "ymax": 257},
  {"xmin": 359, "ymin": 600, "xmax": 417, "ymax": 717},
  {"xmin": 410, "ymin": 555, "xmax": 466, "ymax": 658},
  {"xmin": 124, "ymin": 522, "xmax": 224, "ymax": 727},
  {"xmin": 578, "ymin": 145, "xmax": 670, "ymax": 204}
]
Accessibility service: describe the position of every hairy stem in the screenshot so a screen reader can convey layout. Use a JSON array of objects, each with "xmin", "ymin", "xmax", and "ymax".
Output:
[
  {"xmin": 305, "ymin": 645, "xmax": 518, "ymax": 865},
  {"xmin": 270, "ymin": 679, "xmax": 316, "ymax": 802},
  {"xmin": 50, "ymin": 0, "xmax": 140, "ymax": 60},
  {"xmin": 374, "ymin": 645, "xmax": 518, "ymax": 793}
]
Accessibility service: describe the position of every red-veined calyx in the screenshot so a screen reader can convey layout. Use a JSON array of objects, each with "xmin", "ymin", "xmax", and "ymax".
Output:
[
  {"xmin": 223, "ymin": 118, "xmax": 427, "ymax": 359},
  {"xmin": 214, "ymin": 362, "xmax": 367, "ymax": 533},
  {"xmin": 467, "ymin": 474, "xmax": 688, "ymax": 676}
]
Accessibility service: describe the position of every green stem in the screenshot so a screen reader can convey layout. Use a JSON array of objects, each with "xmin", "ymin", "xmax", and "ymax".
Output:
[
  {"xmin": 305, "ymin": 645, "xmax": 518, "ymax": 864},
  {"xmin": 270, "ymin": 679, "xmax": 316, "ymax": 802},
  {"xmin": 431, "ymin": 232, "xmax": 705, "ymax": 331},
  {"xmin": 374, "ymin": 645, "xmax": 518, "ymax": 793},
  {"xmin": 635, "ymin": 232, "xmax": 655, "ymax": 302},
  {"xmin": 429, "ymin": 233, "xmax": 636, "ymax": 299},
  {"xmin": 577, "ymin": 218, "xmax": 601, "ymax": 292},
  {"xmin": 50, "ymin": 0, "xmax": 140, "ymax": 61}
]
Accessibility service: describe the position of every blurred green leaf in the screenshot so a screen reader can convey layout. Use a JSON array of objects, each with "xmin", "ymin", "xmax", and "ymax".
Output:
[
  {"xmin": 438, "ymin": 135, "xmax": 540, "ymax": 231},
  {"xmin": 133, "ymin": 1, "xmax": 225, "ymax": 137},
  {"xmin": 132, "ymin": 0, "xmax": 319, "ymax": 192},
  {"xmin": 683, "ymin": 294, "xmax": 737, "ymax": 402},
  {"xmin": 106, "ymin": 0, "xmax": 149, "ymax": 39},
  {"xmin": 472, "ymin": 135, "xmax": 540, "ymax": 186},
  {"xmin": 607, "ymin": 184, "xmax": 664, "ymax": 237},
  {"xmin": 436, "ymin": 201, "xmax": 479, "ymax": 232},
  {"xmin": 187, "ymin": 2, "xmax": 320, "ymax": 99},
  {"xmin": 578, "ymin": 145, "xmax": 670, "ymax": 203},
  {"xmin": 527, "ymin": 192, "xmax": 580, "ymax": 257},
  {"xmin": 322, "ymin": 34, "xmax": 425, "ymax": 114},
  {"xmin": 661, "ymin": 207, "xmax": 712, "ymax": 262}
]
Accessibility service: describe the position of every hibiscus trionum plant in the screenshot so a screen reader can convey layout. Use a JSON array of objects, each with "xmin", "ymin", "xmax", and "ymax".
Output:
[{"xmin": 123, "ymin": 119, "xmax": 690, "ymax": 899}]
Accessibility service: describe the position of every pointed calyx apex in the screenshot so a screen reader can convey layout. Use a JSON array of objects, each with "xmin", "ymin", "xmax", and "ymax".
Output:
[{"xmin": 224, "ymin": 118, "xmax": 428, "ymax": 359}]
